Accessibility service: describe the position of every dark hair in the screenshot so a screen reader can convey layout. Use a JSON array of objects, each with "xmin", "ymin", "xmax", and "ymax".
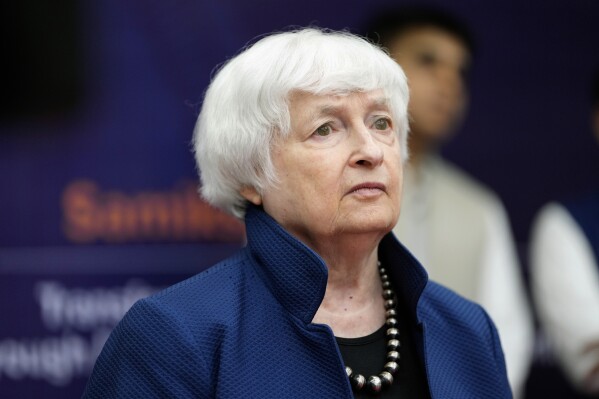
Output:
[{"xmin": 363, "ymin": 6, "xmax": 476, "ymax": 57}]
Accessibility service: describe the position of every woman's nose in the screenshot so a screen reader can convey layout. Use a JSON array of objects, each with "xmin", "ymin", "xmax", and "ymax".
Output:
[{"xmin": 350, "ymin": 124, "xmax": 384, "ymax": 168}]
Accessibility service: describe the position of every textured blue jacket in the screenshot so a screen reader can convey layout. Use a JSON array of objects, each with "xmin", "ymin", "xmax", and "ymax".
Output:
[{"xmin": 83, "ymin": 205, "xmax": 511, "ymax": 398}]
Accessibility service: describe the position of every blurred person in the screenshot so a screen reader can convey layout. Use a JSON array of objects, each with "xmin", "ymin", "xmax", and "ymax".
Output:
[
  {"xmin": 365, "ymin": 7, "xmax": 534, "ymax": 397},
  {"xmin": 83, "ymin": 28, "xmax": 511, "ymax": 398},
  {"xmin": 530, "ymin": 69, "xmax": 599, "ymax": 396}
]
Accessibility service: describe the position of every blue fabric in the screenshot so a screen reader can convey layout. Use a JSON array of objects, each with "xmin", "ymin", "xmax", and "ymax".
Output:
[
  {"xmin": 83, "ymin": 205, "xmax": 511, "ymax": 398},
  {"xmin": 562, "ymin": 190, "xmax": 599, "ymax": 266}
]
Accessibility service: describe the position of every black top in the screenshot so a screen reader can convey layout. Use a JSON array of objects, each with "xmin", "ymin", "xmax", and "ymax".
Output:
[{"xmin": 336, "ymin": 301, "xmax": 431, "ymax": 399}]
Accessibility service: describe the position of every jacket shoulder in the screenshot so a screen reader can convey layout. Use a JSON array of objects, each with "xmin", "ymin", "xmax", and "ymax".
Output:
[
  {"xmin": 138, "ymin": 248, "xmax": 263, "ymax": 338},
  {"xmin": 84, "ymin": 250, "xmax": 255, "ymax": 398},
  {"xmin": 149, "ymin": 249, "xmax": 250, "ymax": 307},
  {"xmin": 419, "ymin": 282, "xmax": 511, "ymax": 397},
  {"xmin": 420, "ymin": 281, "xmax": 496, "ymax": 335}
]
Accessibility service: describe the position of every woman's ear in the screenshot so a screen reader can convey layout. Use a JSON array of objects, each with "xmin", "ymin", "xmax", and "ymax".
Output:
[{"xmin": 240, "ymin": 186, "xmax": 262, "ymax": 205}]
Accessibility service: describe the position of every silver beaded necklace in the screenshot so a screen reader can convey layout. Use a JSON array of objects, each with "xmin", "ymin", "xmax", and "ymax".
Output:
[{"xmin": 344, "ymin": 262, "xmax": 400, "ymax": 394}]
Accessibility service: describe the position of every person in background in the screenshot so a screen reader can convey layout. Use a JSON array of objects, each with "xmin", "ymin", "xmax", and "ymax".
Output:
[
  {"xmin": 364, "ymin": 7, "xmax": 534, "ymax": 397},
  {"xmin": 530, "ymin": 69, "xmax": 599, "ymax": 396},
  {"xmin": 82, "ymin": 28, "xmax": 511, "ymax": 398}
]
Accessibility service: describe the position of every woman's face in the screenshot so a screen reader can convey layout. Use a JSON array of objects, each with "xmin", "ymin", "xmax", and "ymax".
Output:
[{"xmin": 243, "ymin": 89, "xmax": 404, "ymax": 246}]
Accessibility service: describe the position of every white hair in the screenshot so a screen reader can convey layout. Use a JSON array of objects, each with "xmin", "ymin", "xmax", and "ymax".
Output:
[{"xmin": 193, "ymin": 28, "xmax": 410, "ymax": 218}]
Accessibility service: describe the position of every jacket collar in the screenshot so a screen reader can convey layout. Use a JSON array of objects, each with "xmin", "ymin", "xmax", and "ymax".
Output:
[
  {"xmin": 379, "ymin": 233, "xmax": 429, "ymax": 324},
  {"xmin": 245, "ymin": 205, "xmax": 429, "ymax": 325}
]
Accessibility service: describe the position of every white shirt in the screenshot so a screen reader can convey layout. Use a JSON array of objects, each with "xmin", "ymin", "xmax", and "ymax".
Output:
[
  {"xmin": 394, "ymin": 155, "xmax": 534, "ymax": 398},
  {"xmin": 530, "ymin": 202, "xmax": 599, "ymax": 394}
]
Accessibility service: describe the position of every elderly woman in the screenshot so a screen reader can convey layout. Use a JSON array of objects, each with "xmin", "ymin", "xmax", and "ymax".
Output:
[{"xmin": 83, "ymin": 28, "xmax": 511, "ymax": 398}]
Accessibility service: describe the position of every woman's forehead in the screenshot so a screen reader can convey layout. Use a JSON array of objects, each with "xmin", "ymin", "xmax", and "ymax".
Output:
[{"xmin": 288, "ymin": 89, "xmax": 390, "ymax": 114}]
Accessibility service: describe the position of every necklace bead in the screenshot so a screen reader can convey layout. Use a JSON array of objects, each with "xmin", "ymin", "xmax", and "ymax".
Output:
[
  {"xmin": 387, "ymin": 350, "xmax": 400, "ymax": 362},
  {"xmin": 351, "ymin": 373, "xmax": 366, "ymax": 389},
  {"xmin": 367, "ymin": 375, "xmax": 383, "ymax": 392},
  {"xmin": 386, "ymin": 318, "xmax": 398, "ymax": 328},
  {"xmin": 386, "ymin": 328, "xmax": 399, "ymax": 338},
  {"xmin": 379, "ymin": 371, "xmax": 394, "ymax": 387},
  {"xmin": 384, "ymin": 361, "xmax": 399, "ymax": 374}
]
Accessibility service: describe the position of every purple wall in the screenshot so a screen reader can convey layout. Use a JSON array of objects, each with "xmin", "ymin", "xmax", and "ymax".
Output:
[{"xmin": 1, "ymin": 0, "xmax": 598, "ymax": 397}]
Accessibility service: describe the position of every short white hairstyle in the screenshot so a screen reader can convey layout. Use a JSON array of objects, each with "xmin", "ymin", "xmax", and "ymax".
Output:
[{"xmin": 193, "ymin": 28, "xmax": 410, "ymax": 218}]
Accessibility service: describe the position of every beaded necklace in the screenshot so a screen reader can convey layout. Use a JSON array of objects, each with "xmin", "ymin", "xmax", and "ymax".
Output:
[{"xmin": 344, "ymin": 262, "xmax": 400, "ymax": 394}]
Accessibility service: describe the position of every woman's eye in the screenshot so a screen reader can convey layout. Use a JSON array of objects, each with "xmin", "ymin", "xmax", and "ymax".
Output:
[
  {"xmin": 374, "ymin": 118, "xmax": 390, "ymax": 130},
  {"xmin": 315, "ymin": 124, "xmax": 332, "ymax": 137}
]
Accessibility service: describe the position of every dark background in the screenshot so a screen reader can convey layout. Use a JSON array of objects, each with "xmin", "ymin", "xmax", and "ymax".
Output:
[{"xmin": 1, "ymin": 0, "xmax": 598, "ymax": 397}]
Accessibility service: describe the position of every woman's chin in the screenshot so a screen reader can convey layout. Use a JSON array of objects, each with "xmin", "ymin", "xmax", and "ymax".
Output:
[{"xmin": 338, "ymin": 211, "xmax": 398, "ymax": 236}]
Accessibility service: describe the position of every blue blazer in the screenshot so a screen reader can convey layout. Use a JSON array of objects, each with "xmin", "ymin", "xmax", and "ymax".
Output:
[{"xmin": 83, "ymin": 206, "xmax": 511, "ymax": 398}]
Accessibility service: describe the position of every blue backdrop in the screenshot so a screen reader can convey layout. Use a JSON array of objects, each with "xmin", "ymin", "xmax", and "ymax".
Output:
[{"xmin": 1, "ymin": 0, "xmax": 598, "ymax": 397}]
